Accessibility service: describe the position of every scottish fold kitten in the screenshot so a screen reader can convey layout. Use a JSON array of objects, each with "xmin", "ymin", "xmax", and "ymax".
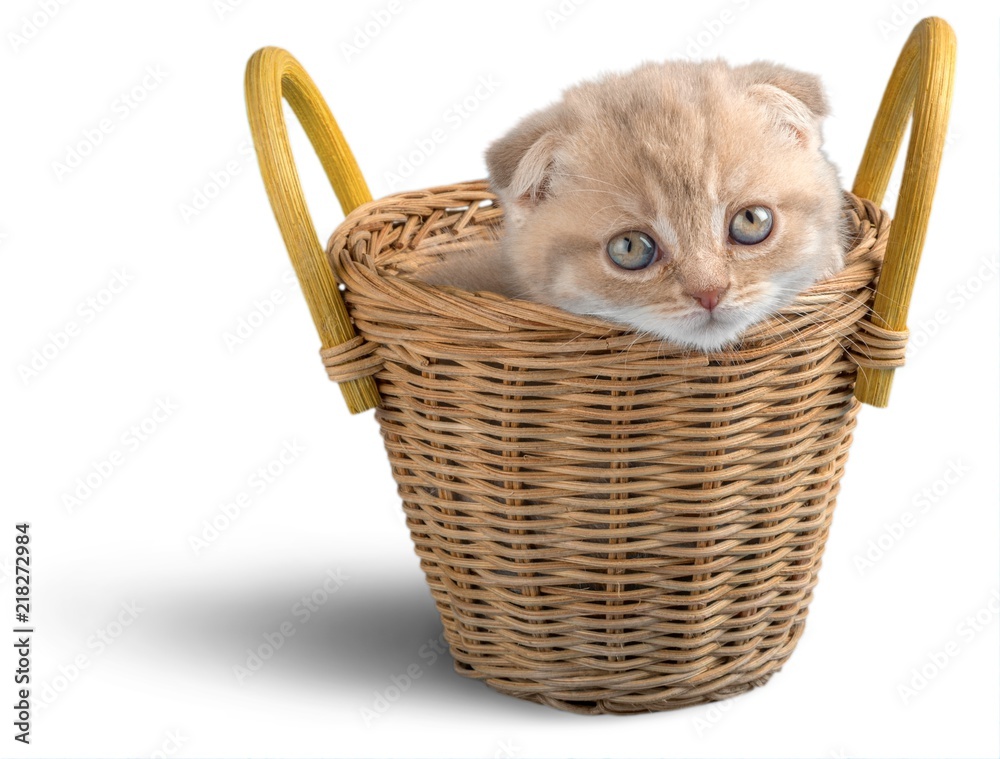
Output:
[{"xmin": 416, "ymin": 59, "xmax": 846, "ymax": 351}]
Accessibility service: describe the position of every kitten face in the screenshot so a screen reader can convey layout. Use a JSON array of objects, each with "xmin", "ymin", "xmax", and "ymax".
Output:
[{"xmin": 488, "ymin": 60, "xmax": 845, "ymax": 351}]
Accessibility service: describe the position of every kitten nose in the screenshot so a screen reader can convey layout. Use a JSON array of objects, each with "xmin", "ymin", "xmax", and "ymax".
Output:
[{"xmin": 689, "ymin": 287, "xmax": 727, "ymax": 312}]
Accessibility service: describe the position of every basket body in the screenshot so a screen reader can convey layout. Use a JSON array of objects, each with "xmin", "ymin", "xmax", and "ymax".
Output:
[
  {"xmin": 246, "ymin": 19, "xmax": 953, "ymax": 714},
  {"xmin": 326, "ymin": 184, "xmax": 889, "ymax": 714}
]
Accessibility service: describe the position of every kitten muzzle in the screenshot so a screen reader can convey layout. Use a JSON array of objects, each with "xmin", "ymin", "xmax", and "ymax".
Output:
[{"xmin": 687, "ymin": 286, "xmax": 727, "ymax": 312}]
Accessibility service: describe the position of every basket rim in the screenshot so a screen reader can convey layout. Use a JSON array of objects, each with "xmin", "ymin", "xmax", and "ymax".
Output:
[{"xmin": 326, "ymin": 183, "xmax": 889, "ymax": 357}]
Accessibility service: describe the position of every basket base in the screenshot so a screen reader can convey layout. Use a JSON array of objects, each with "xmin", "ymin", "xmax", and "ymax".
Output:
[
  {"xmin": 457, "ymin": 660, "xmax": 781, "ymax": 715},
  {"xmin": 472, "ymin": 663, "xmax": 777, "ymax": 716},
  {"xmin": 442, "ymin": 609, "xmax": 806, "ymax": 715}
]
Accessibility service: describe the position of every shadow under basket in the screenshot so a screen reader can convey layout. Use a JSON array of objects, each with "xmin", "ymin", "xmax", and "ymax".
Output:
[{"xmin": 244, "ymin": 18, "xmax": 955, "ymax": 714}]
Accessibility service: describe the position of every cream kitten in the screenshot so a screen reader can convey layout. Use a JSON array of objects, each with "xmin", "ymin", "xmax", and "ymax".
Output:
[{"xmin": 416, "ymin": 59, "xmax": 845, "ymax": 351}]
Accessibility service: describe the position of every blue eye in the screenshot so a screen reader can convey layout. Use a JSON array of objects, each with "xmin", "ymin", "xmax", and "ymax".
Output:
[
  {"xmin": 606, "ymin": 231, "xmax": 658, "ymax": 270},
  {"xmin": 729, "ymin": 206, "xmax": 773, "ymax": 245}
]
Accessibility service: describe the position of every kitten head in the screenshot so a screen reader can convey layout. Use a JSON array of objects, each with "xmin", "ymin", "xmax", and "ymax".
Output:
[{"xmin": 486, "ymin": 60, "xmax": 845, "ymax": 351}]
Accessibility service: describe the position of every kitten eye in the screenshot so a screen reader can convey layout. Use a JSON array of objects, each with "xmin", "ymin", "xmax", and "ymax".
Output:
[
  {"xmin": 729, "ymin": 206, "xmax": 773, "ymax": 245},
  {"xmin": 606, "ymin": 231, "xmax": 658, "ymax": 270}
]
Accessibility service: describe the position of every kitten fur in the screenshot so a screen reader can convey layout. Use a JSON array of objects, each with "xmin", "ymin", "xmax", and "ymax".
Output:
[{"xmin": 415, "ymin": 59, "xmax": 846, "ymax": 351}]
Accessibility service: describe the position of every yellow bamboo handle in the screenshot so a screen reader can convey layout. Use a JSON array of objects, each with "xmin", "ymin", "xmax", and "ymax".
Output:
[
  {"xmin": 244, "ymin": 47, "xmax": 381, "ymax": 414},
  {"xmin": 852, "ymin": 17, "xmax": 956, "ymax": 407}
]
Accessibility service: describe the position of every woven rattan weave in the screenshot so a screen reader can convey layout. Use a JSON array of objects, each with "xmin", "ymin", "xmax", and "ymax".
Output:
[
  {"xmin": 244, "ymin": 17, "xmax": 954, "ymax": 713},
  {"xmin": 321, "ymin": 187, "xmax": 886, "ymax": 713}
]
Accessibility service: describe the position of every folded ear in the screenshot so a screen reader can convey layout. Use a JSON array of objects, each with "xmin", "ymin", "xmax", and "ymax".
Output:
[
  {"xmin": 485, "ymin": 104, "xmax": 563, "ymax": 211},
  {"xmin": 736, "ymin": 61, "xmax": 829, "ymax": 147}
]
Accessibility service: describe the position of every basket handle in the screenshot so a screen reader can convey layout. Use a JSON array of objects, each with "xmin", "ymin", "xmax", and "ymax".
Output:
[
  {"xmin": 244, "ymin": 47, "xmax": 381, "ymax": 414},
  {"xmin": 851, "ymin": 17, "xmax": 956, "ymax": 407}
]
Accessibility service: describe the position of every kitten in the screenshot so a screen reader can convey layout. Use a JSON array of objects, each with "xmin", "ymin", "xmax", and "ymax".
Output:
[{"xmin": 416, "ymin": 59, "xmax": 846, "ymax": 351}]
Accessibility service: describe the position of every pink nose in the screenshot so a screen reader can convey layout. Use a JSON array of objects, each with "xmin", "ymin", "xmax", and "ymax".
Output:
[{"xmin": 689, "ymin": 288, "xmax": 726, "ymax": 311}]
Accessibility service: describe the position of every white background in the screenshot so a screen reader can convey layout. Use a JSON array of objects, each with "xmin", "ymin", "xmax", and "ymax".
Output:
[{"xmin": 2, "ymin": 1, "xmax": 998, "ymax": 757}]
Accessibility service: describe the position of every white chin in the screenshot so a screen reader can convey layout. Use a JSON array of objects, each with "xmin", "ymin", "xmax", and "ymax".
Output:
[
  {"xmin": 577, "ymin": 297, "xmax": 780, "ymax": 353},
  {"xmin": 646, "ymin": 310, "xmax": 752, "ymax": 352}
]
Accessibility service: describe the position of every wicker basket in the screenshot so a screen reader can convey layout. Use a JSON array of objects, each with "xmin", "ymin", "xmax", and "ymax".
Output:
[{"xmin": 244, "ymin": 17, "xmax": 954, "ymax": 714}]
